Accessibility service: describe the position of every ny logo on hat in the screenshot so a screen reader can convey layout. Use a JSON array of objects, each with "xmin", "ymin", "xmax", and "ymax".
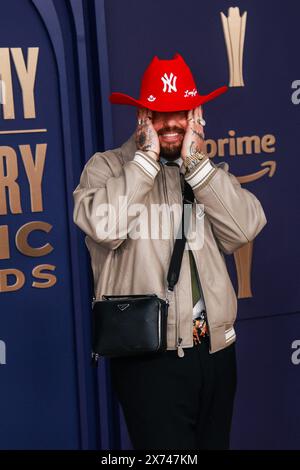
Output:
[{"xmin": 161, "ymin": 72, "xmax": 177, "ymax": 93}]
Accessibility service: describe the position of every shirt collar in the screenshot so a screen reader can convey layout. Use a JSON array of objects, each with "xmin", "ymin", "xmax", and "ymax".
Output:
[{"xmin": 160, "ymin": 155, "xmax": 183, "ymax": 167}]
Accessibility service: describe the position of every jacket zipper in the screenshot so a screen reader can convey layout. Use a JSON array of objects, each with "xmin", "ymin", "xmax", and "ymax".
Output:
[
  {"xmin": 160, "ymin": 163, "xmax": 183, "ymax": 357},
  {"xmin": 191, "ymin": 248, "xmax": 212, "ymax": 349}
]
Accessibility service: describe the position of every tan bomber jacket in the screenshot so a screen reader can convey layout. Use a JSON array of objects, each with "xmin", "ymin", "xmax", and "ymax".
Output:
[{"xmin": 72, "ymin": 132, "xmax": 267, "ymax": 356}]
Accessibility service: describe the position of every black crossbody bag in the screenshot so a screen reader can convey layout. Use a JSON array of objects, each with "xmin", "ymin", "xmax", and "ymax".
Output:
[{"xmin": 91, "ymin": 177, "xmax": 194, "ymax": 365}]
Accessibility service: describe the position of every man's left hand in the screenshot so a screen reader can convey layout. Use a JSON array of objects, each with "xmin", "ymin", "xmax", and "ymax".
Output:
[{"xmin": 181, "ymin": 105, "xmax": 205, "ymax": 162}]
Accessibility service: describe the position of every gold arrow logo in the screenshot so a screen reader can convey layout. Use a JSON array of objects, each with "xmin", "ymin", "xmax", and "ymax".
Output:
[{"xmin": 236, "ymin": 161, "xmax": 276, "ymax": 184}]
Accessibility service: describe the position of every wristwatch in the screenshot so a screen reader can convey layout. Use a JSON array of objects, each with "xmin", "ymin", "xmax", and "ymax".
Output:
[{"xmin": 183, "ymin": 150, "xmax": 208, "ymax": 173}]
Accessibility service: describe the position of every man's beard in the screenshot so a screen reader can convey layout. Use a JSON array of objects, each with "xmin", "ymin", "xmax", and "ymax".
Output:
[
  {"xmin": 158, "ymin": 126, "xmax": 184, "ymax": 161},
  {"xmin": 159, "ymin": 142, "xmax": 182, "ymax": 160}
]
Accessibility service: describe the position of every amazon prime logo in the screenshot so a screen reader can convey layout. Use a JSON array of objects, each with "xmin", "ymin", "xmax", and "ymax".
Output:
[{"xmin": 0, "ymin": 340, "xmax": 6, "ymax": 365}]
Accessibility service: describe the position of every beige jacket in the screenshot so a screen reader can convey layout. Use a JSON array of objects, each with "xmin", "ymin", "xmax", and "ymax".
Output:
[{"xmin": 72, "ymin": 133, "xmax": 267, "ymax": 356}]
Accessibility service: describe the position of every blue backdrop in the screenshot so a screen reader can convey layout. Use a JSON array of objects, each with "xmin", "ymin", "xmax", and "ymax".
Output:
[{"xmin": 0, "ymin": 0, "xmax": 299, "ymax": 450}]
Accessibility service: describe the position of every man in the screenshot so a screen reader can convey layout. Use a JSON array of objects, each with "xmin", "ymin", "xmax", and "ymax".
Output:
[{"xmin": 73, "ymin": 53, "xmax": 267, "ymax": 450}]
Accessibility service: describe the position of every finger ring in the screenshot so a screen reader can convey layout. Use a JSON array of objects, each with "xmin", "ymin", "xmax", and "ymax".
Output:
[
  {"xmin": 138, "ymin": 119, "xmax": 142, "ymax": 125},
  {"xmin": 197, "ymin": 117, "xmax": 206, "ymax": 126}
]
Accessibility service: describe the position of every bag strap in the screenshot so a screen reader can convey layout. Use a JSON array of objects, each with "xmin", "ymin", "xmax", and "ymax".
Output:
[
  {"xmin": 91, "ymin": 170, "xmax": 194, "ymax": 301},
  {"xmin": 166, "ymin": 176, "xmax": 194, "ymax": 292}
]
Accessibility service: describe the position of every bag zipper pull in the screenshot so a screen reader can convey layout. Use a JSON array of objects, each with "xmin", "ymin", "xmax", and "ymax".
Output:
[
  {"xmin": 177, "ymin": 337, "xmax": 185, "ymax": 358},
  {"xmin": 165, "ymin": 287, "xmax": 172, "ymax": 305}
]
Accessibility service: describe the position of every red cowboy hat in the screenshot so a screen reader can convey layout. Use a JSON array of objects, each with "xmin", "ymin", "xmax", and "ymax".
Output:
[{"xmin": 109, "ymin": 52, "xmax": 228, "ymax": 112}]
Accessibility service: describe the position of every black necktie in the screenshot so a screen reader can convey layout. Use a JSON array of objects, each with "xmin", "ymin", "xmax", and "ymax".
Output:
[
  {"xmin": 164, "ymin": 161, "xmax": 201, "ymax": 309},
  {"xmin": 165, "ymin": 161, "xmax": 191, "ymax": 196}
]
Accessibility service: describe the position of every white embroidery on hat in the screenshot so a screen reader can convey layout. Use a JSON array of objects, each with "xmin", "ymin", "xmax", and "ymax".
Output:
[
  {"xmin": 147, "ymin": 95, "xmax": 156, "ymax": 102},
  {"xmin": 161, "ymin": 73, "xmax": 177, "ymax": 93},
  {"xmin": 184, "ymin": 88, "xmax": 198, "ymax": 97}
]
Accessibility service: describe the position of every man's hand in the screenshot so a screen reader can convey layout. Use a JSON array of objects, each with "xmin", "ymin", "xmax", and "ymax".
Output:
[
  {"xmin": 181, "ymin": 105, "xmax": 205, "ymax": 162},
  {"xmin": 135, "ymin": 108, "xmax": 160, "ymax": 161}
]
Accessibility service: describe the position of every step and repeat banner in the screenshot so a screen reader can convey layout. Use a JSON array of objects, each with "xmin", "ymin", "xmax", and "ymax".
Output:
[
  {"xmin": 0, "ymin": 0, "xmax": 299, "ymax": 450},
  {"xmin": 0, "ymin": 0, "xmax": 101, "ymax": 449},
  {"xmin": 105, "ymin": 0, "xmax": 300, "ymax": 450}
]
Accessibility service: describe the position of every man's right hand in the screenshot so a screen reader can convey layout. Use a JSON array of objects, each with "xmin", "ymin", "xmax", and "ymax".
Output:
[{"xmin": 135, "ymin": 108, "xmax": 160, "ymax": 161}]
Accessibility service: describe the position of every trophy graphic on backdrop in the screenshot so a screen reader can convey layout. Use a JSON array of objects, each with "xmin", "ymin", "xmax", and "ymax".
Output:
[
  {"xmin": 0, "ymin": 73, "xmax": 6, "ymax": 105},
  {"xmin": 221, "ymin": 7, "xmax": 247, "ymax": 87},
  {"xmin": 234, "ymin": 164, "xmax": 275, "ymax": 298},
  {"xmin": 221, "ymin": 7, "xmax": 253, "ymax": 298},
  {"xmin": 233, "ymin": 237, "xmax": 253, "ymax": 298}
]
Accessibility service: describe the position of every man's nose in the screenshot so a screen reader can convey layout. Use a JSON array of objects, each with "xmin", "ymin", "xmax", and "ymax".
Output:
[{"xmin": 162, "ymin": 115, "xmax": 178, "ymax": 127}]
